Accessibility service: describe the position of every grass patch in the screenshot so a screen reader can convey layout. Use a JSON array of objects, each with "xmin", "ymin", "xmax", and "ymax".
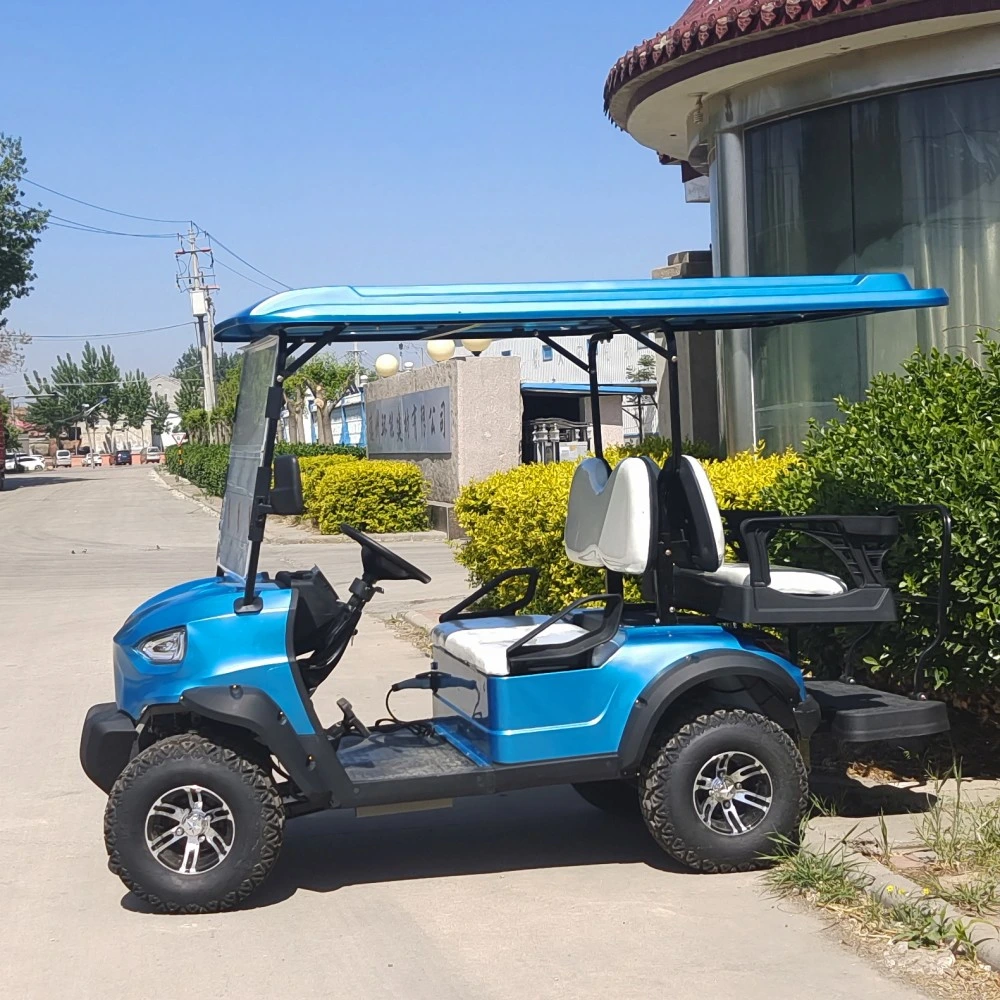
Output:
[{"xmin": 765, "ymin": 833, "xmax": 982, "ymax": 961}]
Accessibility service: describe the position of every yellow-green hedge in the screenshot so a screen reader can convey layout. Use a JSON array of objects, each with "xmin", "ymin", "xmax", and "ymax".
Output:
[
  {"xmin": 305, "ymin": 457, "xmax": 430, "ymax": 534},
  {"xmin": 298, "ymin": 453, "xmax": 359, "ymax": 521},
  {"xmin": 455, "ymin": 447, "xmax": 798, "ymax": 613}
]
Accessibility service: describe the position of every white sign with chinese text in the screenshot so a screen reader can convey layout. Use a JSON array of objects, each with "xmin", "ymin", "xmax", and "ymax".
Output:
[{"xmin": 367, "ymin": 386, "xmax": 451, "ymax": 455}]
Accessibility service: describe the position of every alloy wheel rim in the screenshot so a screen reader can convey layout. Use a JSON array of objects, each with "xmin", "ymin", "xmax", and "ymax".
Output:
[
  {"xmin": 144, "ymin": 785, "xmax": 236, "ymax": 875},
  {"xmin": 692, "ymin": 751, "xmax": 773, "ymax": 837}
]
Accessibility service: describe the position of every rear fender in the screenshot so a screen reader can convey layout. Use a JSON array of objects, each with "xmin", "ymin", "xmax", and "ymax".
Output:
[{"xmin": 617, "ymin": 650, "xmax": 809, "ymax": 771}]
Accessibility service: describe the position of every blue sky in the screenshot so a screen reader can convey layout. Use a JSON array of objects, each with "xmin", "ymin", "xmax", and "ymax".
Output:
[{"xmin": 4, "ymin": 0, "xmax": 703, "ymax": 391}]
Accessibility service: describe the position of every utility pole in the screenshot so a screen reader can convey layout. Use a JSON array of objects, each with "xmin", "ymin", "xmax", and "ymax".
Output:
[
  {"xmin": 349, "ymin": 342, "xmax": 363, "ymax": 387},
  {"xmin": 175, "ymin": 227, "xmax": 219, "ymax": 410}
]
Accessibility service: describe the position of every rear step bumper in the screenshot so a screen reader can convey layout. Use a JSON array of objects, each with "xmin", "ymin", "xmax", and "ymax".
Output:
[{"xmin": 805, "ymin": 680, "xmax": 949, "ymax": 743}]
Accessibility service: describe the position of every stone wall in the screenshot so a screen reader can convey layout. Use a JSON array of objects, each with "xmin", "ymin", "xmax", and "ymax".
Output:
[{"xmin": 365, "ymin": 356, "xmax": 522, "ymax": 503}]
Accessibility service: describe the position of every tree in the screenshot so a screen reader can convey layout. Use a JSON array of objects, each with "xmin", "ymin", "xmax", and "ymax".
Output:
[
  {"xmin": 149, "ymin": 393, "xmax": 170, "ymax": 444},
  {"xmin": 121, "ymin": 370, "xmax": 152, "ymax": 447},
  {"xmin": 298, "ymin": 355, "xmax": 355, "ymax": 444},
  {"xmin": 175, "ymin": 378, "xmax": 203, "ymax": 417},
  {"xmin": 0, "ymin": 392, "xmax": 19, "ymax": 449},
  {"xmin": 99, "ymin": 351, "xmax": 124, "ymax": 451},
  {"xmin": 0, "ymin": 328, "xmax": 30, "ymax": 376},
  {"xmin": 25, "ymin": 355, "xmax": 85, "ymax": 443},
  {"xmin": 211, "ymin": 356, "xmax": 242, "ymax": 442},
  {"xmin": 79, "ymin": 342, "xmax": 109, "ymax": 452},
  {"xmin": 627, "ymin": 354, "xmax": 657, "ymax": 383},
  {"xmin": 0, "ymin": 134, "xmax": 48, "ymax": 319}
]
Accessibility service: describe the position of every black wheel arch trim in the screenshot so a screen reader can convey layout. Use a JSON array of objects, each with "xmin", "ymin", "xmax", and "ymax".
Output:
[
  {"xmin": 618, "ymin": 650, "xmax": 808, "ymax": 771},
  {"xmin": 149, "ymin": 685, "xmax": 354, "ymax": 807}
]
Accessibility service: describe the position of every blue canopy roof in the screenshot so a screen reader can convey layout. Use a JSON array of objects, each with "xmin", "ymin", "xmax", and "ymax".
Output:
[{"xmin": 214, "ymin": 275, "xmax": 948, "ymax": 343}]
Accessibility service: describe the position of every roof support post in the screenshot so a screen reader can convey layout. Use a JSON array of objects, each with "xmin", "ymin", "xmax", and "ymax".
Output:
[
  {"xmin": 587, "ymin": 334, "xmax": 612, "ymax": 462},
  {"xmin": 662, "ymin": 326, "xmax": 682, "ymax": 472}
]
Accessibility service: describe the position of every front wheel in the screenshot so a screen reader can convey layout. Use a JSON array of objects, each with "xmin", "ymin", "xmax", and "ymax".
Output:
[
  {"xmin": 640, "ymin": 709, "xmax": 808, "ymax": 873},
  {"xmin": 104, "ymin": 734, "xmax": 284, "ymax": 913}
]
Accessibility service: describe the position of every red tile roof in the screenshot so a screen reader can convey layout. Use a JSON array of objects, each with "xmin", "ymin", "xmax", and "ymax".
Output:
[{"xmin": 604, "ymin": 0, "xmax": 981, "ymax": 124}]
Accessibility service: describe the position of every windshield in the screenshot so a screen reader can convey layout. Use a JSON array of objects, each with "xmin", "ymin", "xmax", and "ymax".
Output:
[{"xmin": 216, "ymin": 335, "xmax": 279, "ymax": 579}]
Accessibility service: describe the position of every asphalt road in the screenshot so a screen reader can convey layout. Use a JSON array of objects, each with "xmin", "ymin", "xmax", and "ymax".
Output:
[{"xmin": 0, "ymin": 466, "xmax": 929, "ymax": 999}]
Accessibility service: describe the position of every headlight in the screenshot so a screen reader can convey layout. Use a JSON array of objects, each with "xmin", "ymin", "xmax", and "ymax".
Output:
[{"xmin": 139, "ymin": 628, "xmax": 187, "ymax": 664}]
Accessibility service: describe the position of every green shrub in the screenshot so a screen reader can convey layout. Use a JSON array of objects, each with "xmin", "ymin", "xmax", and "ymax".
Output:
[
  {"xmin": 605, "ymin": 435, "xmax": 717, "ymax": 467},
  {"xmin": 309, "ymin": 459, "xmax": 429, "ymax": 534},
  {"xmin": 274, "ymin": 442, "xmax": 365, "ymax": 459},
  {"xmin": 298, "ymin": 454, "xmax": 360, "ymax": 521},
  {"xmin": 455, "ymin": 448, "xmax": 791, "ymax": 614},
  {"xmin": 456, "ymin": 463, "xmax": 603, "ymax": 614},
  {"xmin": 763, "ymin": 334, "xmax": 1000, "ymax": 696},
  {"xmin": 165, "ymin": 443, "xmax": 364, "ymax": 498},
  {"xmin": 164, "ymin": 443, "xmax": 229, "ymax": 496}
]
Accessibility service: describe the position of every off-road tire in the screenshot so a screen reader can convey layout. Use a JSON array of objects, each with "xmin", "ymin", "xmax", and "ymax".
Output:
[
  {"xmin": 572, "ymin": 779, "xmax": 640, "ymax": 816},
  {"xmin": 640, "ymin": 709, "xmax": 808, "ymax": 873},
  {"xmin": 104, "ymin": 733, "xmax": 284, "ymax": 913}
]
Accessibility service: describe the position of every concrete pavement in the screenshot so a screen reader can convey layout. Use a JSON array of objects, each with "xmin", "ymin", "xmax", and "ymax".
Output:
[{"xmin": 0, "ymin": 466, "xmax": 932, "ymax": 999}]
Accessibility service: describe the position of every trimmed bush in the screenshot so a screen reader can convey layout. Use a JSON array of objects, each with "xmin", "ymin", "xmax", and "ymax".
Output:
[
  {"xmin": 456, "ymin": 463, "xmax": 602, "ymax": 614},
  {"xmin": 165, "ymin": 443, "xmax": 365, "ymax": 497},
  {"xmin": 455, "ymin": 448, "xmax": 793, "ymax": 614},
  {"xmin": 299, "ymin": 453, "xmax": 360, "ymax": 521},
  {"xmin": 308, "ymin": 459, "xmax": 429, "ymax": 534},
  {"xmin": 164, "ymin": 443, "xmax": 229, "ymax": 496},
  {"xmin": 275, "ymin": 442, "xmax": 365, "ymax": 459},
  {"xmin": 763, "ymin": 335, "xmax": 1000, "ymax": 698},
  {"xmin": 604, "ymin": 435, "xmax": 717, "ymax": 467}
]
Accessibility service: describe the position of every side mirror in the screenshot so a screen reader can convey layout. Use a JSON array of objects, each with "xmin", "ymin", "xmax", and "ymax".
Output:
[{"xmin": 270, "ymin": 454, "xmax": 304, "ymax": 515}]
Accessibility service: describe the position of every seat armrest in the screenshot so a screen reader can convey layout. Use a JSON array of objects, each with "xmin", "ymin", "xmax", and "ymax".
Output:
[
  {"xmin": 720, "ymin": 509, "xmax": 782, "ymax": 558},
  {"xmin": 506, "ymin": 593, "xmax": 624, "ymax": 673},
  {"xmin": 439, "ymin": 567, "xmax": 539, "ymax": 623},
  {"xmin": 737, "ymin": 514, "xmax": 898, "ymax": 589}
]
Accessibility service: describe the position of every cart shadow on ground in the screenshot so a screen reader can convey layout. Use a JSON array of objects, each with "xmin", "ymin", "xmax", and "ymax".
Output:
[
  {"xmin": 120, "ymin": 777, "xmax": 936, "ymax": 913},
  {"xmin": 121, "ymin": 785, "xmax": 686, "ymax": 913}
]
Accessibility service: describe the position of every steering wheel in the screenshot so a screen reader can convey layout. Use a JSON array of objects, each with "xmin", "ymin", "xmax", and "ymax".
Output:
[{"xmin": 340, "ymin": 523, "xmax": 432, "ymax": 584}]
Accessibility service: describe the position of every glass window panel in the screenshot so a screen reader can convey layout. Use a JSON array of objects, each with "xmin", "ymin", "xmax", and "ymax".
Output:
[{"xmin": 741, "ymin": 74, "xmax": 1000, "ymax": 451}]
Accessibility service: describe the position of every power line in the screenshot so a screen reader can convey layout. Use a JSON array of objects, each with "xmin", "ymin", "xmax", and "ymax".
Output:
[
  {"xmin": 21, "ymin": 178, "xmax": 191, "ymax": 225},
  {"xmin": 48, "ymin": 215, "xmax": 179, "ymax": 239},
  {"xmin": 203, "ymin": 231, "xmax": 291, "ymax": 290},
  {"xmin": 212, "ymin": 256, "xmax": 280, "ymax": 294},
  {"xmin": 29, "ymin": 322, "xmax": 191, "ymax": 341}
]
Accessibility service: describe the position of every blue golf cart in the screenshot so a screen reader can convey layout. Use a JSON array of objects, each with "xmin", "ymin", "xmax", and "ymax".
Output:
[{"xmin": 81, "ymin": 274, "xmax": 954, "ymax": 912}]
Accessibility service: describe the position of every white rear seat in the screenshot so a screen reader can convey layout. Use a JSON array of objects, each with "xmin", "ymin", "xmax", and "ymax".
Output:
[{"xmin": 672, "ymin": 455, "xmax": 849, "ymax": 596}]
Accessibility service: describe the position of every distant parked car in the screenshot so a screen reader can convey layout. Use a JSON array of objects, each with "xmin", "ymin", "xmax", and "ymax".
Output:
[
  {"xmin": 141, "ymin": 446, "xmax": 162, "ymax": 464},
  {"xmin": 113, "ymin": 450, "xmax": 133, "ymax": 466},
  {"xmin": 55, "ymin": 449, "xmax": 72, "ymax": 468},
  {"xmin": 5, "ymin": 452, "xmax": 22, "ymax": 472},
  {"xmin": 17, "ymin": 453, "xmax": 45, "ymax": 472},
  {"xmin": 84, "ymin": 452, "xmax": 103, "ymax": 467}
]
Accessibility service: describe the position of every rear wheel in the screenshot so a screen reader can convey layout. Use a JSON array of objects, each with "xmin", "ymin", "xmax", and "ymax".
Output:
[
  {"xmin": 104, "ymin": 733, "xmax": 284, "ymax": 913},
  {"xmin": 640, "ymin": 709, "xmax": 807, "ymax": 872}
]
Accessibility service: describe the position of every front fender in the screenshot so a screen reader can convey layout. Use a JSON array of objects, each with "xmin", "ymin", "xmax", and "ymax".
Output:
[
  {"xmin": 617, "ymin": 649, "xmax": 808, "ymax": 771},
  {"xmin": 164, "ymin": 686, "xmax": 354, "ymax": 807}
]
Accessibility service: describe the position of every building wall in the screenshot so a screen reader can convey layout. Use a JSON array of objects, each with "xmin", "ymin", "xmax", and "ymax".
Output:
[
  {"xmin": 484, "ymin": 335, "xmax": 658, "ymax": 438},
  {"xmin": 363, "ymin": 356, "xmax": 522, "ymax": 503},
  {"xmin": 702, "ymin": 23, "xmax": 1000, "ymax": 452}
]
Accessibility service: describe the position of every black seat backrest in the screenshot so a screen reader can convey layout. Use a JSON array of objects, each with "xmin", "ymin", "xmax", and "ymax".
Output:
[{"xmin": 660, "ymin": 455, "xmax": 725, "ymax": 572}]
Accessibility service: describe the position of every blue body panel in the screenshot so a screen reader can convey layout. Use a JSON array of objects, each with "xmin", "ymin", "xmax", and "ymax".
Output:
[
  {"xmin": 113, "ymin": 576, "xmax": 806, "ymax": 768},
  {"xmin": 432, "ymin": 623, "xmax": 806, "ymax": 765},
  {"xmin": 113, "ymin": 576, "xmax": 317, "ymax": 735},
  {"xmin": 214, "ymin": 274, "xmax": 948, "ymax": 343}
]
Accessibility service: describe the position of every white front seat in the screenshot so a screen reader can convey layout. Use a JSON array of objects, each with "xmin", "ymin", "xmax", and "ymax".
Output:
[{"xmin": 430, "ymin": 457, "xmax": 653, "ymax": 676}]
